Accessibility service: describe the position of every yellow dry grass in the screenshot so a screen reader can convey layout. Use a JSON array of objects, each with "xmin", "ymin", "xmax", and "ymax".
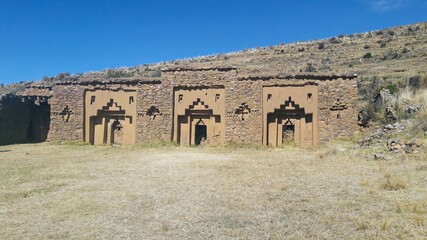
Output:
[{"xmin": 0, "ymin": 142, "xmax": 426, "ymax": 239}]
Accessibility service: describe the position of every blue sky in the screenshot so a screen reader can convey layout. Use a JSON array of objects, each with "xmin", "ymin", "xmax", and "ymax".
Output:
[{"xmin": 1, "ymin": 0, "xmax": 426, "ymax": 84}]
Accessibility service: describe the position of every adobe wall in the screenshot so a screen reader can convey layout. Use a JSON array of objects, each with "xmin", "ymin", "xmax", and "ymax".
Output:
[{"xmin": 47, "ymin": 70, "xmax": 358, "ymax": 146}]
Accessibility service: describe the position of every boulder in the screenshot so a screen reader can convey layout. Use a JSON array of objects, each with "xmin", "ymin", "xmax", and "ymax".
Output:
[
  {"xmin": 404, "ymin": 105, "xmax": 421, "ymax": 114},
  {"xmin": 384, "ymin": 124, "xmax": 394, "ymax": 130},
  {"xmin": 387, "ymin": 138, "xmax": 401, "ymax": 146}
]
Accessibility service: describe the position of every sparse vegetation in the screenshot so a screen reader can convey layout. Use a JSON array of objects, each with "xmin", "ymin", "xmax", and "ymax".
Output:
[
  {"xmin": 302, "ymin": 63, "xmax": 317, "ymax": 72},
  {"xmin": 0, "ymin": 141, "xmax": 426, "ymax": 239},
  {"xmin": 380, "ymin": 172, "xmax": 408, "ymax": 191},
  {"xmin": 329, "ymin": 37, "xmax": 341, "ymax": 44},
  {"xmin": 363, "ymin": 52, "xmax": 372, "ymax": 59}
]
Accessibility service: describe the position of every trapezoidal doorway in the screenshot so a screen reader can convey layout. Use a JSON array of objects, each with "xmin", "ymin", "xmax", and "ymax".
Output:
[
  {"xmin": 84, "ymin": 89, "xmax": 137, "ymax": 145},
  {"xmin": 194, "ymin": 120, "xmax": 207, "ymax": 145},
  {"xmin": 173, "ymin": 87, "xmax": 225, "ymax": 145},
  {"xmin": 263, "ymin": 85, "xmax": 319, "ymax": 147}
]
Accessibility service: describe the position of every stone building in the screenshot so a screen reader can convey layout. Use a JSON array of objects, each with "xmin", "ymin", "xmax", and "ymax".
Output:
[{"xmin": 0, "ymin": 67, "xmax": 358, "ymax": 147}]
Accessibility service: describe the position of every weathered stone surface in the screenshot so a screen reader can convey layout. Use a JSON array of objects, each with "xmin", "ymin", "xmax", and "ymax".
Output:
[{"xmin": 44, "ymin": 73, "xmax": 358, "ymax": 146}]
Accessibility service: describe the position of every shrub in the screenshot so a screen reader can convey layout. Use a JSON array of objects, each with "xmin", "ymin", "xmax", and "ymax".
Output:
[
  {"xmin": 363, "ymin": 52, "xmax": 372, "ymax": 59},
  {"xmin": 303, "ymin": 63, "xmax": 316, "ymax": 72},
  {"xmin": 382, "ymin": 50, "xmax": 400, "ymax": 60},
  {"xmin": 55, "ymin": 72, "xmax": 70, "ymax": 81},
  {"xmin": 386, "ymin": 84, "xmax": 399, "ymax": 94},
  {"xmin": 329, "ymin": 37, "xmax": 341, "ymax": 44},
  {"xmin": 318, "ymin": 42, "xmax": 325, "ymax": 49},
  {"xmin": 106, "ymin": 69, "xmax": 133, "ymax": 78}
]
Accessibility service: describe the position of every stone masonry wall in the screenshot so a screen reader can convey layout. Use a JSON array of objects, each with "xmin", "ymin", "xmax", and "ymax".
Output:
[
  {"xmin": 49, "ymin": 84, "xmax": 85, "ymax": 141},
  {"xmin": 47, "ymin": 70, "xmax": 358, "ymax": 145},
  {"xmin": 317, "ymin": 79, "xmax": 359, "ymax": 142}
]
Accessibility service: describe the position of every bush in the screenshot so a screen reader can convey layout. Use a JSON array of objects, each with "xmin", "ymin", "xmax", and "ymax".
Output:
[
  {"xmin": 318, "ymin": 42, "xmax": 325, "ymax": 49},
  {"xmin": 55, "ymin": 72, "xmax": 70, "ymax": 81},
  {"xmin": 329, "ymin": 37, "xmax": 341, "ymax": 44},
  {"xmin": 363, "ymin": 52, "xmax": 372, "ymax": 59},
  {"xmin": 382, "ymin": 50, "xmax": 400, "ymax": 60},
  {"xmin": 386, "ymin": 84, "xmax": 399, "ymax": 94},
  {"xmin": 303, "ymin": 63, "xmax": 316, "ymax": 72},
  {"xmin": 106, "ymin": 69, "xmax": 133, "ymax": 78}
]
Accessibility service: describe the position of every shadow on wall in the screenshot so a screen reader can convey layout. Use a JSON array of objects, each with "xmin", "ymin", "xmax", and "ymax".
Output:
[{"xmin": 0, "ymin": 95, "xmax": 50, "ymax": 145}]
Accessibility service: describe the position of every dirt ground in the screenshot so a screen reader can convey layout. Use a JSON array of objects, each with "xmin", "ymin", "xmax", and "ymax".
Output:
[{"xmin": 0, "ymin": 142, "xmax": 426, "ymax": 239}]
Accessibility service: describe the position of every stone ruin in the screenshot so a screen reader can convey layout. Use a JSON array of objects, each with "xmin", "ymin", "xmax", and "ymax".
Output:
[{"xmin": 0, "ymin": 68, "xmax": 358, "ymax": 147}]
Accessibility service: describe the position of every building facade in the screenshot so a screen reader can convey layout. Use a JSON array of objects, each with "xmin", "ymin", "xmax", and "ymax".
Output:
[{"xmin": 28, "ymin": 67, "xmax": 358, "ymax": 147}]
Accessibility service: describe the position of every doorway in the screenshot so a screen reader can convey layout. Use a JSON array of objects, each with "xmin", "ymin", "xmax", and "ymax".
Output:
[
  {"xmin": 282, "ymin": 124, "xmax": 295, "ymax": 143},
  {"xmin": 195, "ymin": 125, "xmax": 207, "ymax": 145}
]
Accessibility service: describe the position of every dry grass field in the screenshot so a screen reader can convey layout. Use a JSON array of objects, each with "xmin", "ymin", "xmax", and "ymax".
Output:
[{"xmin": 0, "ymin": 141, "xmax": 426, "ymax": 239}]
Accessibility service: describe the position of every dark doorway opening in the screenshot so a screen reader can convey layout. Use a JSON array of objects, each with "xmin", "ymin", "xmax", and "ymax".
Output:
[
  {"xmin": 282, "ymin": 124, "xmax": 295, "ymax": 143},
  {"xmin": 195, "ymin": 125, "xmax": 207, "ymax": 145},
  {"xmin": 26, "ymin": 101, "xmax": 50, "ymax": 143}
]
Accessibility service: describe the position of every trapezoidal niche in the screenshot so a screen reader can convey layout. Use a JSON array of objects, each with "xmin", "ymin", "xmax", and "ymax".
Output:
[
  {"xmin": 173, "ymin": 87, "xmax": 225, "ymax": 145},
  {"xmin": 84, "ymin": 89, "xmax": 137, "ymax": 145},
  {"xmin": 262, "ymin": 85, "xmax": 319, "ymax": 148}
]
